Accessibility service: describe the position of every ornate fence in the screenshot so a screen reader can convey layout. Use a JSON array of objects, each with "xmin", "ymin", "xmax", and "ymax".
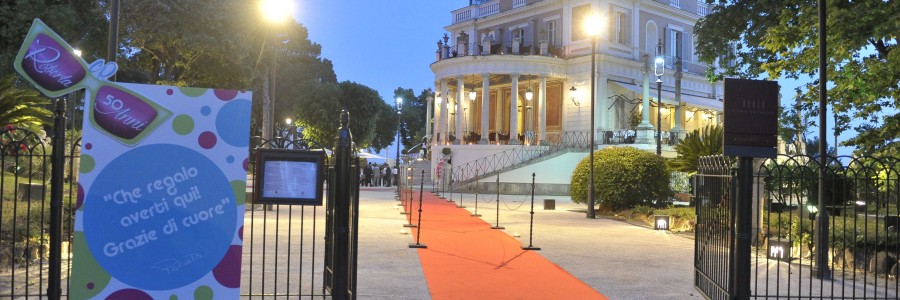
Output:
[
  {"xmin": 450, "ymin": 131, "xmax": 589, "ymax": 186},
  {"xmin": 695, "ymin": 154, "xmax": 900, "ymax": 299}
]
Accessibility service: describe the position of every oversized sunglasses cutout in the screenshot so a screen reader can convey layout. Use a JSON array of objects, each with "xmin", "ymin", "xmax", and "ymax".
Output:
[{"xmin": 14, "ymin": 19, "xmax": 171, "ymax": 146}]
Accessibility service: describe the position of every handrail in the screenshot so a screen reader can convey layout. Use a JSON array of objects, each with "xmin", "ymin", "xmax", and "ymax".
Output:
[{"xmin": 450, "ymin": 131, "xmax": 589, "ymax": 185}]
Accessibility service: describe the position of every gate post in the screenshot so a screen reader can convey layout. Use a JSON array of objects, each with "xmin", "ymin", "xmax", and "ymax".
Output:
[
  {"xmin": 733, "ymin": 157, "xmax": 753, "ymax": 300},
  {"xmin": 331, "ymin": 111, "xmax": 355, "ymax": 300},
  {"xmin": 48, "ymin": 99, "xmax": 66, "ymax": 300}
]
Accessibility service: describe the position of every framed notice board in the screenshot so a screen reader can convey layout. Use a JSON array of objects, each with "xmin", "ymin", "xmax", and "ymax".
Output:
[{"xmin": 254, "ymin": 149, "xmax": 326, "ymax": 205}]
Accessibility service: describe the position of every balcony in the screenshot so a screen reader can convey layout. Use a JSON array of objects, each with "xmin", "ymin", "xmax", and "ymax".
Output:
[
  {"xmin": 435, "ymin": 39, "xmax": 566, "ymax": 61},
  {"xmin": 453, "ymin": 0, "xmax": 499, "ymax": 24}
]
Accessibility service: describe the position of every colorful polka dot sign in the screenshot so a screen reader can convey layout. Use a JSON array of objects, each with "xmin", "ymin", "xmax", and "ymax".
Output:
[{"xmin": 70, "ymin": 83, "xmax": 250, "ymax": 299}]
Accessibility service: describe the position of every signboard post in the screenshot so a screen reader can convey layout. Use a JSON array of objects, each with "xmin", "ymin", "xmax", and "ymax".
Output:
[
  {"xmin": 723, "ymin": 78, "xmax": 779, "ymax": 300},
  {"xmin": 14, "ymin": 19, "xmax": 251, "ymax": 299}
]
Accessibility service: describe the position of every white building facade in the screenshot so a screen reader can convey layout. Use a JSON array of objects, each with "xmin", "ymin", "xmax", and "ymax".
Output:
[{"xmin": 428, "ymin": 0, "xmax": 724, "ymax": 193}]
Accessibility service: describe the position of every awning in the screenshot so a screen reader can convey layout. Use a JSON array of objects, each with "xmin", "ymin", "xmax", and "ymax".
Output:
[{"xmin": 609, "ymin": 82, "xmax": 723, "ymax": 111}]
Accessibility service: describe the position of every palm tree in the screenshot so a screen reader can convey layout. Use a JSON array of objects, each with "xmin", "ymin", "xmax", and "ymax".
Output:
[
  {"xmin": 669, "ymin": 124, "xmax": 723, "ymax": 172},
  {"xmin": 0, "ymin": 75, "xmax": 52, "ymax": 129}
]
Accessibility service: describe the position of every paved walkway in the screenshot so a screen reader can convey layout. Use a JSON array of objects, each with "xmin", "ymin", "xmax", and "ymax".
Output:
[{"xmin": 356, "ymin": 187, "xmax": 702, "ymax": 299}]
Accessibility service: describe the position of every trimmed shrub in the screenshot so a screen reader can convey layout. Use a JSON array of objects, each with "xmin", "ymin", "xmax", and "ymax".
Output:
[{"xmin": 570, "ymin": 146, "xmax": 669, "ymax": 210}]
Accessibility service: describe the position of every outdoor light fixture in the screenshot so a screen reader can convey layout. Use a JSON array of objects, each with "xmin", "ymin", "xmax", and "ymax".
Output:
[
  {"xmin": 73, "ymin": 48, "xmax": 82, "ymax": 57},
  {"xmin": 570, "ymin": 86, "xmax": 579, "ymax": 107},
  {"xmin": 260, "ymin": 0, "xmax": 293, "ymax": 22},
  {"xmin": 807, "ymin": 203, "xmax": 818, "ymax": 221},
  {"xmin": 654, "ymin": 215, "xmax": 670, "ymax": 231},
  {"xmin": 469, "ymin": 89, "xmax": 476, "ymax": 101},
  {"xmin": 583, "ymin": 12, "xmax": 603, "ymax": 219},
  {"xmin": 525, "ymin": 77, "xmax": 534, "ymax": 101},
  {"xmin": 512, "ymin": 232, "xmax": 521, "ymax": 237},
  {"xmin": 654, "ymin": 39, "xmax": 665, "ymax": 156},
  {"xmin": 767, "ymin": 239, "xmax": 792, "ymax": 261},
  {"xmin": 400, "ymin": 229, "xmax": 409, "ymax": 235}
]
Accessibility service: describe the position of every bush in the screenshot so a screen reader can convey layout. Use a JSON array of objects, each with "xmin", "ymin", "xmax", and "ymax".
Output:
[{"xmin": 570, "ymin": 146, "xmax": 669, "ymax": 210}]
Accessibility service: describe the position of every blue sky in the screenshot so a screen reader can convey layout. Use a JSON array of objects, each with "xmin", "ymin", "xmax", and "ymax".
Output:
[
  {"xmin": 291, "ymin": 1, "xmax": 853, "ymax": 157},
  {"xmin": 293, "ymin": 1, "xmax": 463, "ymax": 158}
]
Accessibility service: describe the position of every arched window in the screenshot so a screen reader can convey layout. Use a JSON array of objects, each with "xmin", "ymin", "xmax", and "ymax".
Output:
[{"xmin": 645, "ymin": 21, "xmax": 658, "ymax": 54}]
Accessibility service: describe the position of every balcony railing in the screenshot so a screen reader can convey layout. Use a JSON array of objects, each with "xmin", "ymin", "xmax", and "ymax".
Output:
[
  {"xmin": 599, "ymin": 129, "xmax": 682, "ymax": 146},
  {"xmin": 512, "ymin": 0, "xmax": 526, "ymax": 8},
  {"xmin": 452, "ymin": 0, "xmax": 500, "ymax": 24},
  {"xmin": 698, "ymin": 1, "xmax": 710, "ymax": 16},
  {"xmin": 436, "ymin": 41, "xmax": 566, "ymax": 61}
]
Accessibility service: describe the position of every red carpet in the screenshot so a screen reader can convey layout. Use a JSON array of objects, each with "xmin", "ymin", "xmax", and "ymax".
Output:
[{"xmin": 404, "ymin": 190, "xmax": 607, "ymax": 300}]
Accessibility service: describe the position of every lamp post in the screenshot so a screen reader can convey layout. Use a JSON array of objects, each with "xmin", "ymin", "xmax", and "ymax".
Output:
[
  {"xmin": 583, "ymin": 13, "xmax": 601, "ymax": 219},
  {"xmin": 396, "ymin": 97, "xmax": 403, "ymax": 192},
  {"xmin": 654, "ymin": 40, "xmax": 665, "ymax": 156},
  {"xmin": 285, "ymin": 118, "xmax": 294, "ymax": 148},
  {"xmin": 260, "ymin": 0, "xmax": 293, "ymax": 144}
]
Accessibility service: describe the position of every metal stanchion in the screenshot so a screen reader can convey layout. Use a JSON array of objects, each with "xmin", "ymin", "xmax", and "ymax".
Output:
[
  {"xmin": 471, "ymin": 166, "xmax": 481, "ymax": 217},
  {"xmin": 456, "ymin": 174, "xmax": 466, "ymax": 208},
  {"xmin": 447, "ymin": 168, "xmax": 455, "ymax": 203},
  {"xmin": 522, "ymin": 173, "xmax": 541, "ymax": 251},
  {"xmin": 491, "ymin": 172, "xmax": 504, "ymax": 230},
  {"xmin": 409, "ymin": 170, "xmax": 427, "ymax": 248},
  {"xmin": 400, "ymin": 167, "xmax": 410, "ymax": 215}
]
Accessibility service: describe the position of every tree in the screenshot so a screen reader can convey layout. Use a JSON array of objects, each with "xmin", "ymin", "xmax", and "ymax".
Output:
[
  {"xmin": 669, "ymin": 125, "xmax": 723, "ymax": 173},
  {"xmin": 695, "ymin": 0, "xmax": 900, "ymax": 156},
  {"xmin": 0, "ymin": 75, "xmax": 52, "ymax": 130},
  {"xmin": 336, "ymin": 81, "xmax": 386, "ymax": 149},
  {"xmin": 0, "ymin": 0, "xmax": 106, "ymax": 74},
  {"xmin": 392, "ymin": 87, "xmax": 431, "ymax": 151}
]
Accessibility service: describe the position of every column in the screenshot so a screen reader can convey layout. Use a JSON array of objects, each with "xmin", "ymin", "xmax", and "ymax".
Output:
[
  {"xmin": 509, "ymin": 74, "xmax": 520, "ymax": 145},
  {"xmin": 455, "ymin": 75, "xmax": 464, "ymax": 145},
  {"xmin": 635, "ymin": 54, "xmax": 654, "ymax": 144},
  {"xmin": 495, "ymin": 84, "xmax": 504, "ymax": 144},
  {"xmin": 440, "ymin": 79, "xmax": 450, "ymax": 144},
  {"xmin": 538, "ymin": 75, "xmax": 547, "ymax": 145},
  {"xmin": 597, "ymin": 74, "xmax": 608, "ymax": 132},
  {"xmin": 479, "ymin": 73, "xmax": 490, "ymax": 144},
  {"xmin": 672, "ymin": 59, "xmax": 684, "ymax": 141},
  {"xmin": 426, "ymin": 89, "xmax": 434, "ymax": 143}
]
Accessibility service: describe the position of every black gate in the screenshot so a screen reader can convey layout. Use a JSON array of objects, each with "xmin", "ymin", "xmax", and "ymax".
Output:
[
  {"xmin": 694, "ymin": 155, "xmax": 736, "ymax": 300},
  {"xmin": 0, "ymin": 107, "xmax": 359, "ymax": 299},
  {"xmin": 695, "ymin": 155, "xmax": 900, "ymax": 299}
]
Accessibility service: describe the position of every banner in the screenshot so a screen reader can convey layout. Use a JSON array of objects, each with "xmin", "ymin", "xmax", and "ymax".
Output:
[{"xmin": 14, "ymin": 19, "xmax": 250, "ymax": 299}]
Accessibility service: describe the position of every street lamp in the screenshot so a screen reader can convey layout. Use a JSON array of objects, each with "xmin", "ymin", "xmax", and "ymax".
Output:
[
  {"xmin": 583, "ymin": 13, "xmax": 602, "ymax": 219},
  {"xmin": 654, "ymin": 40, "xmax": 665, "ymax": 156},
  {"xmin": 285, "ymin": 118, "xmax": 294, "ymax": 148},
  {"xmin": 259, "ymin": 0, "xmax": 294, "ymax": 144}
]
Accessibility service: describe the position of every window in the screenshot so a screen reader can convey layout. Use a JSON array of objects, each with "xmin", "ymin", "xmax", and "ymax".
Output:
[
  {"xmin": 614, "ymin": 10, "xmax": 631, "ymax": 46},
  {"xmin": 513, "ymin": 28, "xmax": 525, "ymax": 44},
  {"xmin": 547, "ymin": 20, "xmax": 558, "ymax": 46},
  {"xmin": 666, "ymin": 27, "xmax": 683, "ymax": 60},
  {"xmin": 571, "ymin": 4, "xmax": 592, "ymax": 41},
  {"xmin": 646, "ymin": 21, "xmax": 658, "ymax": 54}
]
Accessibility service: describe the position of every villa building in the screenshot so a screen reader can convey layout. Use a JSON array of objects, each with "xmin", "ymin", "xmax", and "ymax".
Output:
[{"xmin": 426, "ymin": 0, "xmax": 724, "ymax": 194}]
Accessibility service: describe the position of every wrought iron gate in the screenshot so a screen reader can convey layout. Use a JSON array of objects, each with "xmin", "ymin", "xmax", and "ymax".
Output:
[
  {"xmin": 0, "ymin": 108, "xmax": 359, "ymax": 299},
  {"xmin": 695, "ymin": 155, "xmax": 900, "ymax": 299}
]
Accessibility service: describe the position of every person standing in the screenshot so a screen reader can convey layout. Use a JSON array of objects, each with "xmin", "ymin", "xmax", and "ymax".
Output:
[
  {"xmin": 363, "ymin": 163, "xmax": 373, "ymax": 187},
  {"xmin": 373, "ymin": 163, "xmax": 383, "ymax": 187},
  {"xmin": 392, "ymin": 165, "xmax": 399, "ymax": 188}
]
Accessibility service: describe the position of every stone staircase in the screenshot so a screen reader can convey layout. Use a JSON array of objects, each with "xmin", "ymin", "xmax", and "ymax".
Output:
[{"xmin": 404, "ymin": 159, "xmax": 432, "ymax": 187}]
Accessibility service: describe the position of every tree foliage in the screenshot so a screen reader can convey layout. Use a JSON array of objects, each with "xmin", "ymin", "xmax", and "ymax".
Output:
[
  {"xmin": 0, "ymin": 75, "xmax": 51, "ymax": 130},
  {"xmin": 695, "ymin": 0, "xmax": 900, "ymax": 155},
  {"xmin": 0, "ymin": 0, "xmax": 106, "ymax": 74},
  {"xmin": 669, "ymin": 125, "xmax": 723, "ymax": 173},
  {"xmin": 570, "ymin": 147, "xmax": 669, "ymax": 210}
]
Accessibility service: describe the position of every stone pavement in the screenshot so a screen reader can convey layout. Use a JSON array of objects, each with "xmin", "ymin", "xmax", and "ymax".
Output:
[{"xmin": 356, "ymin": 187, "xmax": 702, "ymax": 299}]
